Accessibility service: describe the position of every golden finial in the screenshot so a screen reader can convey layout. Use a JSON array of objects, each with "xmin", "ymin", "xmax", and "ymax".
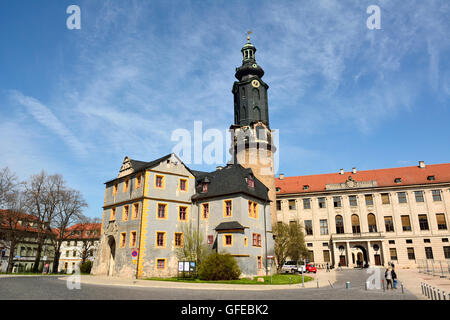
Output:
[{"xmin": 246, "ymin": 30, "xmax": 252, "ymax": 42}]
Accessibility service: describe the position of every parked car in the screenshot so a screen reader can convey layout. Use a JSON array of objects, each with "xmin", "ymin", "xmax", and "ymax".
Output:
[
  {"xmin": 281, "ymin": 261, "xmax": 299, "ymax": 274},
  {"xmin": 305, "ymin": 263, "xmax": 317, "ymax": 273}
]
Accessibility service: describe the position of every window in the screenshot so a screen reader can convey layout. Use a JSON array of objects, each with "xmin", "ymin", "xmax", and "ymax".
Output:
[
  {"xmin": 248, "ymin": 201, "xmax": 258, "ymax": 218},
  {"xmin": 335, "ymin": 215, "xmax": 344, "ymax": 234},
  {"xmin": 252, "ymin": 233, "xmax": 261, "ymax": 247},
  {"xmin": 414, "ymin": 191, "xmax": 424, "ymax": 202},
  {"xmin": 202, "ymin": 183, "xmax": 208, "ymax": 192},
  {"xmin": 389, "ymin": 248, "xmax": 398, "ymax": 260},
  {"xmin": 425, "ymin": 247, "xmax": 433, "ymax": 260},
  {"xmin": 257, "ymin": 256, "xmax": 262, "ymax": 269},
  {"xmin": 136, "ymin": 175, "xmax": 141, "ymax": 189},
  {"xmin": 155, "ymin": 175, "xmax": 164, "ymax": 188},
  {"xmin": 123, "ymin": 205, "xmax": 129, "ymax": 221},
  {"xmin": 318, "ymin": 197, "xmax": 326, "ymax": 208},
  {"xmin": 436, "ymin": 214, "xmax": 447, "ymax": 230},
  {"xmin": 307, "ymin": 243, "xmax": 313, "ymax": 247},
  {"xmin": 384, "ymin": 216, "xmax": 394, "ymax": 232},
  {"xmin": 247, "ymin": 177, "xmax": 254, "ymax": 188},
  {"xmin": 207, "ymin": 235, "xmax": 214, "ymax": 245},
  {"xmin": 424, "ymin": 239, "xmax": 431, "ymax": 243},
  {"xmin": 113, "ymin": 183, "xmax": 118, "ymax": 195},
  {"xmin": 110, "ymin": 208, "xmax": 116, "ymax": 221},
  {"xmin": 304, "ymin": 220, "xmax": 313, "ymax": 235},
  {"xmin": 224, "ymin": 235, "xmax": 232, "ymax": 246},
  {"xmin": 418, "ymin": 214, "xmax": 429, "ymax": 230},
  {"xmin": 323, "ymin": 250, "xmax": 331, "ymax": 263},
  {"xmin": 401, "ymin": 215, "xmax": 412, "ymax": 231},
  {"xmin": 289, "ymin": 220, "xmax": 297, "ymax": 227},
  {"xmin": 202, "ymin": 203, "xmax": 209, "ymax": 219},
  {"xmin": 179, "ymin": 206, "xmax": 188, "ymax": 221},
  {"xmin": 120, "ymin": 233, "xmax": 126, "ymax": 248},
  {"xmin": 157, "ymin": 204, "xmax": 167, "ymax": 219},
  {"xmin": 124, "ymin": 178, "xmax": 129, "ymax": 192},
  {"xmin": 394, "ymin": 178, "xmax": 402, "ymax": 183},
  {"xmin": 407, "ymin": 248, "xmax": 415, "ymax": 260},
  {"xmin": 303, "ymin": 198, "xmax": 311, "ymax": 209},
  {"xmin": 427, "ymin": 175, "xmax": 435, "ymax": 181},
  {"xmin": 130, "ymin": 231, "xmax": 137, "ymax": 247},
  {"xmin": 389, "ymin": 240, "xmax": 395, "ymax": 244},
  {"xmin": 444, "ymin": 246, "xmax": 450, "ymax": 259},
  {"xmin": 397, "ymin": 192, "xmax": 407, "ymax": 204},
  {"xmin": 156, "ymin": 232, "xmax": 166, "ymax": 247},
  {"xmin": 276, "ymin": 200, "xmax": 281, "ymax": 210},
  {"xmin": 66, "ymin": 251, "xmax": 69, "ymax": 257},
  {"xmin": 333, "ymin": 196, "xmax": 341, "ymax": 208},
  {"xmin": 308, "ymin": 250, "xmax": 314, "ymax": 262},
  {"xmin": 443, "ymin": 238, "xmax": 449, "ymax": 243},
  {"xmin": 351, "ymin": 215, "xmax": 360, "ymax": 234},
  {"xmin": 224, "ymin": 200, "xmax": 232, "ymax": 217},
  {"xmin": 288, "ymin": 200, "xmax": 296, "ymax": 210},
  {"xmin": 381, "ymin": 193, "xmax": 390, "ymax": 204},
  {"xmin": 133, "ymin": 203, "xmax": 139, "ymax": 219},
  {"xmin": 432, "ymin": 190, "xmax": 442, "ymax": 201},
  {"xmin": 323, "ymin": 242, "xmax": 329, "ymax": 247},
  {"xmin": 244, "ymin": 237, "xmax": 248, "ymax": 247},
  {"xmin": 156, "ymin": 259, "xmax": 166, "ymax": 269},
  {"xmin": 406, "ymin": 239, "xmax": 413, "ymax": 244},
  {"xmin": 368, "ymin": 213, "xmax": 377, "ymax": 232},
  {"xmin": 303, "ymin": 185, "xmax": 309, "ymax": 190},
  {"xmin": 349, "ymin": 195, "xmax": 358, "ymax": 207},
  {"xmin": 176, "ymin": 179, "xmax": 186, "ymax": 192},
  {"xmin": 174, "ymin": 233, "xmax": 183, "ymax": 247},
  {"xmin": 320, "ymin": 219, "xmax": 328, "ymax": 235}
]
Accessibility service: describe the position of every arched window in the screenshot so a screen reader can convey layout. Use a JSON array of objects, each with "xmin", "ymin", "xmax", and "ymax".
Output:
[
  {"xmin": 368, "ymin": 213, "xmax": 377, "ymax": 232},
  {"xmin": 335, "ymin": 215, "xmax": 344, "ymax": 234},
  {"xmin": 253, "ymin": 106, "xmax": 261, "ymax": 120},
  {"xmin": 253, "ymin": 88, "xmax": 260, "ymax": 101},
  {"xmin": 352, "ymin": 214, "xmax": 361, "ymax": 234}
]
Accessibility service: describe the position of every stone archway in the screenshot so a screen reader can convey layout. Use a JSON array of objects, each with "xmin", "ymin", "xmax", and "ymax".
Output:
[
  {"xmin": 352, "ymin": 244, "xmax": 368, "ymax": 268},
  {"xmin": 107, "ymin": 236, "xmax": 116, "ymax": 276}
]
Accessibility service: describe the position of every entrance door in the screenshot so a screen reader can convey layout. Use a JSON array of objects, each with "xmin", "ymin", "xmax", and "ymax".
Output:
[
  {"xmin": 374, "ymin": 254, "xmax": 381, "ymax": 266},
  {"xmin": 107, "ymin": 236, "xmax": 116, "ymax": 276},
  {"xmin": 339, "ymin": 255, "xmax": 347, "ymax": 267}
]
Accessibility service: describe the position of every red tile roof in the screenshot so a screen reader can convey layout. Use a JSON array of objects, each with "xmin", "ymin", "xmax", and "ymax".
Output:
[
  {"xmin": 275, "ymin": 163, "xmax": 450, "ymax": 195},
  {"xmin": 0, "ymin": 209, "xmax": 52, "ymax": 234},
  {"xmin": 63, "ymin": 223, "xmax": 101, "ymax": 240}
]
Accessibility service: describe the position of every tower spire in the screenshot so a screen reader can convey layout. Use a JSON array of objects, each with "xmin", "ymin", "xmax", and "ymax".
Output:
[{"xmin": 246, "ymin": 30, "xmax": 252, "ymax": 43}]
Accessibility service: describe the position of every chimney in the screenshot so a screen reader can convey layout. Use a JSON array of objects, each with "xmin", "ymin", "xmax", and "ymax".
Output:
[
  {"xmin": 339, "ymin": 169, "xmax": 344, "ymax": 175},
  {"xmin": 352, "ymin": 167, "xmax": 357, "ymax": 174},
  {"xmin": 279, "ymin": 173, "xmax": 285, "ymax": 180},
  {"xmin": 216, "ymin": 166, "xmax": 223, "ymax": 171},
  {"xmin": 419, "ymin": 161, "xmax": 425, "ymax": 168}
]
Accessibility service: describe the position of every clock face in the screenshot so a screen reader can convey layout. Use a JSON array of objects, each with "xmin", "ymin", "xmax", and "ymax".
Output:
[
  {"xmin": 252, "ymin": 63, "xmax": 258, "ymax": 68},
  {"xmin": 251, "ymin": 80, "xmax": 260, "ymax": 88}
]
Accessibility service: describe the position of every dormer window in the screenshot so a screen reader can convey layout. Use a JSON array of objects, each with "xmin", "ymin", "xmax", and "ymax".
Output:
[
  {"xmin": 276, "ymin": 187, "xmax": 280, "ymax": 192},
  {"xmin": 394, "ymin": 178, "xmax": 402, "ymax": 183},
  {"xmin": 202, "ymin": 183, "xmax": 208, "ymax": 192},
  {"xmin": 427, "ymin": 175, "xmax": 435, "ymax": 181},
  {"xmin": 303, "ymin": 185, "xmax": 309, "ymax": 190}
]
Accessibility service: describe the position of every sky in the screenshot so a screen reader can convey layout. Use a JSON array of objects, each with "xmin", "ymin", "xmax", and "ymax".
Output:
[{"xmin": 0, "ymin": 0, "xmax": 449, "ymax": 219}]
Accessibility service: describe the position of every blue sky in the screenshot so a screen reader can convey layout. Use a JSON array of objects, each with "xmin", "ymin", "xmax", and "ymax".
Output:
[{"xmin": 0, "ymin": 0, "xmax": 449, "ymax": 219}]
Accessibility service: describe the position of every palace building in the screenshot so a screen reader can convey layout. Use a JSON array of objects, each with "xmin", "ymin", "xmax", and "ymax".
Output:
[
  {"xmin": 275, "ymin": 162, "xmax": 450, "ymax": 268},
  {"xmin": 91, "ymin": 38, "xmax": 276, "ymax": 279}
]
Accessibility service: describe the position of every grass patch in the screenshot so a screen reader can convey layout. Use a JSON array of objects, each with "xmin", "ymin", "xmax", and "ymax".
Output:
[{"xmin": 145, "ymin": 274, "xmax": 313, "ymax": 285}]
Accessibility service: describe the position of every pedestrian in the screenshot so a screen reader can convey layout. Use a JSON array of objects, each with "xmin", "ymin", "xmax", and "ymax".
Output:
[
  {"xmin": 391, "ymin": 269, "xmax": 398, "ymax": 289},
  {"xmin": 385, "ymin": 267, "xmax": 393, "ymax": 290},
  {"xmin": 338, "ymin": 262, "xmax": 342, "ymax": 271},
  {"xmin": 326, "ymin": 262, "xmax": 330, "ymax": 272}
]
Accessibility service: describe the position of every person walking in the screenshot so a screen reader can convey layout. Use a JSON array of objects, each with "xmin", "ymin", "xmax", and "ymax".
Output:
[
  {"xmin": 338, "ymin": 262, "xmax": 342, "ymax": 271},
  {"xmin": 392, "ymin": 268, "xmax": 398, "ymax": 289},
  {"xmin": 326, "ymin": 262, "xmax": 330, "ymax": 272},
  {"xmin": 385, "ymin": 267, "xmax": 393, "ymax": 290}
]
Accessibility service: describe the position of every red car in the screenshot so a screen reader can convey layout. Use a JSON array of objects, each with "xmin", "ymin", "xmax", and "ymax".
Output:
[{"xmin": 305, "ymin": 263, "xmax": 317, "ymax": 273}]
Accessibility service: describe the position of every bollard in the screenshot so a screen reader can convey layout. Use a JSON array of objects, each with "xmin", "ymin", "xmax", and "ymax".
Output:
[
  {"xmin": 426, "ymin": 285, "xmax": 430, "ymax": 299},
  {"xmin": 365, "ymin": 281, "xmax": 368, "ymax": 291},
  {"xmin": 317, "ymin": 279, "xmax": 319, "ymax": 288},
  {"xmin": 421, "ymin": 283, "xmax": 424, "ymax": 295},
  {"xmin": 437, "ymin": 289, "xmax": 441, "ymax": 300},
  {"xmin": 401, "ymin": 282, "xmax": 404, "ymax": 294},
  {"xmin": 443, "ymin": 291, "xmax": 447, "ymax": 300},
  {"xmin": 382, "ymin": 279, "xmax": 385, "ymax": 292},
  {"xmin": 346, "ymin": 281, "xmax": 350, "ymax": 289},
  {"xmin": 433, "ymin": 287, "xmax": 437, "ymax": 300}
]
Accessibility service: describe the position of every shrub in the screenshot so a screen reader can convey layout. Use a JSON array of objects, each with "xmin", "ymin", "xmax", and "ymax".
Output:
[
  {"xmin": 198, "ymin": 253, "xmax": 241, "ymax": 280},
  {"xmin": 80, "ymin": 261, "xmax": 93, "ymax": 274}
]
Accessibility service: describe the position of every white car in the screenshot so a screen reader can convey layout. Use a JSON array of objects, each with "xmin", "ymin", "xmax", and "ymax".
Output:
[{"xmin": 281, "ymin": 261, "xmax": 299, "ymax": 274}]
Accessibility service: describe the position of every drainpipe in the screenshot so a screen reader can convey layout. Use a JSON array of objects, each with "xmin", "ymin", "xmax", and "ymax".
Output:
[{"xmin": 264, "ymin": 201, "xmax": 268, "ymax": 276}]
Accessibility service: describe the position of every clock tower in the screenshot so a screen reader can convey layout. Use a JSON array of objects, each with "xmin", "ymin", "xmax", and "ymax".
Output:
[{"xmin": 230, "ymin": 35, "xmax": 277, "ymax": 226}]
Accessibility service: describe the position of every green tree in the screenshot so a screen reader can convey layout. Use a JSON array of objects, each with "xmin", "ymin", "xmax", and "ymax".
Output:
[
  {"xmin": 273, "ymin": 220, "xmax": 308, "ymax": 272},
  {"xmin": 174, "ymin": 221, "xmax": 211, "ymax": 266},
  {"xmin": 198, "ymin": 252, "xmax": 241, "ymax": 280}
]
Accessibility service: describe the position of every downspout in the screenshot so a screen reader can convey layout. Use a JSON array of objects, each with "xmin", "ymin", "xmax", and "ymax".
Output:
[
  {"xmin": 135, "ymin": 171, "xmax": 145, "ymax": 279},
  {"xmin": 264, "ymin": 200, "xmax": 268, "ymax": 276}
]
